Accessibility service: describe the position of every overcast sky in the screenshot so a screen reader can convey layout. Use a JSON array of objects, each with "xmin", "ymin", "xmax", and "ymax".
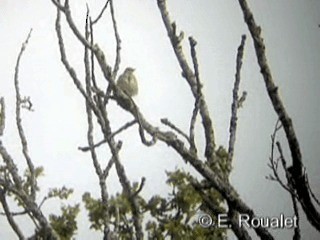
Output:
[{"xmin": 0, "ymin": 0, "xmax": 320, "ymax": 239}]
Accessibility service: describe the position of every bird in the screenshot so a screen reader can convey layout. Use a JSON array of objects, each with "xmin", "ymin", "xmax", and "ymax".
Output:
[{"xmin": 116, "ymin": 67, "xmax": 138, "ymax": 97}]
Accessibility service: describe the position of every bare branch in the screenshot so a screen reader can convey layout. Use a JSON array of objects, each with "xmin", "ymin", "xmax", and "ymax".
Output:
[
  {"xmin": 89, "ymin": 19, "xmax": 99, "ymax": 91},
  {"xmin": 63, "ymin": 0, "xmax": 92, "ymax": 49},
  {"xmin": 0, "ymin": 97, "xmax": 5, "ymax": 136},
  {"xmin": 78, "ymin": 139, "xmax": 106, "ymax": 152},
  {"xmin": 92, "ymin": 0, "xmax": 110, "ymax": 24},
  {"xmin": 54, "ymin": 5, "xmax": 104, "ymax": 123},
  {"xmin": 189, "ymin": 101, "xmax": 199, "ymax": 154},
  {"xmin": 227, "ymin": 35, "xmax": 246, "ymax": 164},
  {"xmin": 0, "ymin": 188, "xmax": 25, "ymax": 239},
  {"xmin": 111, "ymin": 120, "xmax": 137, "ymax": 138},
  {"xmin": 157, "ymin": 0, "xmax": 215, "ymax": 160},
  {"xmin": 275, "ymin": 141, "xmax": 302, "ymax": 239},
  {"xmin": 237, "ymin": 0, "xmax": 320, "ymax": 230},
  {"xmin": 267, "ymin": 120, "xmax": 292, "ymax": 193},
  {"xmin": 291, "ymin": 192, "xmax": 301, "ymax": 240},
  {"xmin": 102, "ymin": 153, "xmax": 117, "ymax": 180},
  {"xmin": 84, "ymin": 12, "xmax": 103, "ymax": 179},
  {"xmin": 161, "ymin": 118, "xmax": 190, "ymax": 143},
  {"xmin": 78, "ymin": 118, "xmax": 137, "ymax": 152},
  {"xmin": 188, "ymin": 37, "xmax": 201, "ymax": 154},
  {"xmin": 14, "ymin": 29, "xmax": 37, "ymax": 199},
  {"xmin": 132, "ymin": 177, "xmax": 146, "ymax": 197},
  {"xmin": 109, "ymin": 0, "xmax": 122, "ymax": 79},
  {"xmin": 305, "ymin": 174, "xmax": 320, "ymax": 207},
  {"xmin": 51, "ymin": 0, "xmax": 65, "ymax": 12}
]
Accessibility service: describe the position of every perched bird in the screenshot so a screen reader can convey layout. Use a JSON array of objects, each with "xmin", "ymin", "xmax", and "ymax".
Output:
[{"xmin": 116, "ymin": 67, "xmax": 138, "ymax": 97}]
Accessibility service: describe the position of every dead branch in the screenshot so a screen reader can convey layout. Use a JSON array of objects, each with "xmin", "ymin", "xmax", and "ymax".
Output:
[
  {"xmin": 266, "ymin": 120, "xmax": 292, "ymax": 193},
  {"xmin": 0, "ymin": 97, "xmax": 5, "ymax": 136},
  {"xmin": 14, "ymin": 29, "xmax": 36, "ymax": 199},
  {"xmin": 0, "ymin": 188, "xmax": 25, "ymax": 239},
  {"xmin": 109, "ymin": 0, "xmax": 122, "ymax": 79},
  {"xmin": 188, "ymin": 37, "xmax": 201, "ymax": 154},
  {"xmin": 92, "ymin": 0, "xmax": 110, "ymax": 24},
  {"xmin": 161, "ymin": 118, "xmax": 190, "ymax": 143},
  {"xmin": 305, "ymin": 174, "xmax": 320, "ymax": 207},
  {"xmin": 238, "ymin": 0, "xmax": 320, "ymax": 230},
  {"xmin": 228, "ymin": 35, "xmax": 246, "ymax": 165},
  {"xmin": 84, "ymin": 10, "xmax": 112, "ymax": 238},
  {"xmin": 157, "ymin": 0, "xmax": 215, "ymax": 161}
]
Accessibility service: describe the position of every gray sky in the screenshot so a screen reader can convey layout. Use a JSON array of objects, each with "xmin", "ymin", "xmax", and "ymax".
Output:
[{"xmin": 0, "ymin": 0, "xmax": 319, "ymax": 239}]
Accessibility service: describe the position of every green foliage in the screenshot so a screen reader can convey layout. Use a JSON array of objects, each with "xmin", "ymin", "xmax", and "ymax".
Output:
[
  {"xmin": 23, "ymin": 166, "xmax": 44, "ymax": 193},
  {"xmin": 143, "ymin": 146, "xmax": 231, "ymax": 239},
  {"xmin": 144, "ymin": 166, "xmax": 227, "ymax": 240},
  {"xmin": 82, "ymin": 183, "xmax": 146, "ymax": 239},
  {"xmin": 81, "ymin": 146, "xmax": 231, "ymax": 239},
  {"xmin": 45, "ymin": 187, "xmax": 77, "ymax": 239},
  {"xmin": 11, "ymin": 166, "xmax": 45, "ymax": 206},
  {"xmin": 207, "ymin": 146, "xmax": 232, "ymax": 181},
  {"xmin": 49, "ymin": 204, "xmax": 80, "ymax": 240},
  {"xmin": 47, "ymin": 186, "xmax": 74, "ymax": 200},
  {"xmin": 82, "ymin": 192, "xmax": 107, "ymax": 231}
]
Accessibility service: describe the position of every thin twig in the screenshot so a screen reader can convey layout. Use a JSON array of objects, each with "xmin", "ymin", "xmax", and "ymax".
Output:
[
  {"xmin": 78, "ymin": 120, "xmax": 137, "ymax": 152},
  {"xmin": 92, "ymin": 0, "xmax": 110, "ymax": 24},
  {"xmin": 305, "ymin": 174, "xmax": 320, "ymax": 207},
  {"xmin": 161, "ymin": 118, "xmax": 189, "ymax": 143},
  {"xmin": 109, "ymin": 0, "xmax": 122, "ymax": 79},
  {"xmin": 14, "ymin": 29, "xmax": 36, "ymax": 199},
  {"xmin": 78, "ymin": 139, "xmax": 106, "ymax": 152},
  {"xmin": 103, "ymin": 154, "xmax": 117, "ymax": 179},
  {"xmin": 111, "ymin": 120, "xmax": 137, "ymax": 138},
  {"xmin": 132, "ymin": 177, "xmax": 146, "ymax": 197},
  {"xmin": 64, "ymin": 0, "xmax": 92, "ymax": 49},
  {"xmin": 51, "ymin": 0, "xmax": 65, "ymax": 12},
  {"xmin": 266, "ymin": 120, "xmax": 292, "ymax": 193},
  {"xmin": 188, "ymin": 37, "xmax": 201, "ymax": 154},
  {"xmin": 89, "ymin": 18, "xmax": 98, "ymax": 90}
]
